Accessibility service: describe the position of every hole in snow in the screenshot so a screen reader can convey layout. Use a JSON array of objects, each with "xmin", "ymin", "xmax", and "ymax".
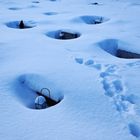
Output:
[
  {"xmin": 91, "ymin": 2, "xmax": 98, "ymax": 5},
  {"xmin": 6, "ymin": 20, "xmax": 36, "ymax": 29},
  {"xmin": 46, "ymin": 29, "xmax": 81, "ymax": 40},
  {"xmin": 16, "ymin": 74, "xmax": 64, "ymax": 109},
  {"xmin": 49, "ymin": 0, "xmax": 57, "ymax": 1},
  {"xmin": 8, "ymin": 7, "xmax": 21, "ymax": 10},
  {"xmin": 32, "ymin": 1, "xmax": 40, "ymax": 3},
  {"xmin": 75, "ymin": 15, "xmax": 109, "ymax": 25},
  {"xmin": 98, "ymin": 39, "xmax": 140, "ymax": 59},
  {"xmin": 44, "ymin": 12, "xmax": 58, "ymax": 16}
]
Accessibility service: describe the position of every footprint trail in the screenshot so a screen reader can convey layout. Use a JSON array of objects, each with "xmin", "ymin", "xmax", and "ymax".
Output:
[{"xmin": 75, "ymin": 57, "xmax": 140, "ymax": 138}]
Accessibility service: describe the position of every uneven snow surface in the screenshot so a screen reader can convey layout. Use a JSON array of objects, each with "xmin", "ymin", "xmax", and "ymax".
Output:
[{"xmin": 0, "ymin": 0, "xmax": 140, "ymax": 140}]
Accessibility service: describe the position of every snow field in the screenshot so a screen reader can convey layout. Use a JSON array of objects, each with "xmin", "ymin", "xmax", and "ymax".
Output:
[{"xmin": 0, "ymin": 0, "xmax": 140, "ymax": 140}]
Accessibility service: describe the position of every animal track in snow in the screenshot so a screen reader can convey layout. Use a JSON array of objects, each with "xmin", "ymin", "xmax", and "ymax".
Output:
[
  {"xmin": 75, "ymin": 58, "xmax": 102, "ymax": 70},
  {"xmin": 100, "ymin": 64, "xmax": 135, "ymax": 115},
  {"xmin": 75, "ymin": 57, "xmax": 140, "ymax": 137},
  {"xmin": 75, "ymin": 58, "xmax": 136, "ymax": 114},
  {"xmin": 75, "ymin": 58, "xmax": 83, "ymax": 64},
  {"xmin": 129, "ymin": 123, "xmax": 140, "ymax": 138}
]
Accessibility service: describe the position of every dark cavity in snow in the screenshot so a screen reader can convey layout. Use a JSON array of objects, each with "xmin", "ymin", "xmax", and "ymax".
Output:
[
  {"xmin": 47, "ymin": 29, "xmax": 80, "ymax": 40},
  {"xmin": 98, "ymin": 39, "xmax": 140, "ymax": 59},
  {"xmin": 8, "ymin": 7, "xmax": 21, "ymax": 10},
  {"xmin": 49, "ymin": 0, "xmax": 57, "ymax": 1},
  {"xmin": 117, "ymin": 49, "xmax": 140, "ymax": 59},
  {"xmin": 35, "ymin": 88, "xmax": 62, "ymax": 109},
  {"xmin": 6, "ymin": 20, "xmax": 36, "ymax": 29},
  {"xmin": 90, "ymin": 2, "xmax": 99, "ymax": 5},
  {"xmin": 44, "ymin": 12, "xmax": 58, "ymax": 16},
  {"xmin": 17, "ymin": 74, "xmax": 63, "ymax": 110},
  {"xmin": 79, "ymin": 15, "xmax": 109, "ymax": 24},
  {"xmin": 32, "ymin": 1, "xmax": 40, "ymax": 3}
]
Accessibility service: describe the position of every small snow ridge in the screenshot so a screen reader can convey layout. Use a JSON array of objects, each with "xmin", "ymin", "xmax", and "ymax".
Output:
[
  {"xmin": 129, "ymin": 123, "xmax": 140, "ymax": 138},
  {"xmin": 18, "ymin": 74, "xmax": 64, "ymax": 109},
  {"xmin": 98, "ymin": 39, "xmax": 140, "ymax": 59},
  {"xmin": 74, "ymin": 15, "xmax": 109, "ymax": 25},
  {"xmin": 6, "ymin": 20, "xmax": 36, "ymax": 29},
  {"xmin": 127, "ymin": 61, "xmax": 140, "ymax": 67},
  {"xmin": 46, "ymin": 29, "xmax": 80, "ymax": 40}
]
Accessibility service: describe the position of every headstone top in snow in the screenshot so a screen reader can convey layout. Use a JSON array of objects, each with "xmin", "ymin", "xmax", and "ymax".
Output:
[
  {"xmin": 35, "ymin": 96, "xmax": 47, "ymax": 109},
  {"xmin": 46, "ymin": 29, "xmax": 80, "ymax": 40},
  {"xmin": 6, "ymin": 20, "xmax": 36, "ymax": 29}
]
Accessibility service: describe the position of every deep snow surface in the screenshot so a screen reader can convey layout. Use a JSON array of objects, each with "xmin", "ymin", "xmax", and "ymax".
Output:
[{"xmin": 0, "ymin": 0, "xmax": 140, "ymax": 140}]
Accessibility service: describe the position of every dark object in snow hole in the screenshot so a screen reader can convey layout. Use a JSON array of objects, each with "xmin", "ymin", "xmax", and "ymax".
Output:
[
  {"xmin": 35, "ymin": 88, "xmax": 61, "ymax": 109},
  {"xmin": 44, "ymin": 12, "xmax": 58, "ymax": 16},
  {"xmin": 19, "ymin": 20, "xmax": 25, "ymax": 29},
  {"xmin": 99, "ymin": 39, "xmax": 140, "ymax": 59},
  {"xmin": 94, "ymin": 17, "xmax": 103, "ymax": 24},
  {"xmin": 32, "ymin": 1, "xmax": 40, "ymax": 3},
  {"xmin": 35, "ymin": 96, "xmax": 47, "ymax": 109},
  {"xmin": 6, "ymin": 20, "xmax": 36, "ymax": 29},
  {"xmin": 91, "ymin": 2, "xmax": 98, "ymax": 5},
  {"xmin": 57, "ymin": 31, "xmax": 79, "ymax": 40},
  {"xmin": 46, "ymin": 30, "xmax": 80, "ymax": 40},
  {"xmin": 80, "ymin": 16, "xmax": 109, "ymax": 25},
  {"xmin": 117, "ymin": 49, "xmax": 140, "ymax": 59}
]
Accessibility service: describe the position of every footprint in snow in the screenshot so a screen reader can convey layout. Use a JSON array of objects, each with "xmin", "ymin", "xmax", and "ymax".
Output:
[
  {"xmin": 100, "ymin": 64, "xmax": 135, "ymax": 114},
  {"xmin": 75, "ymin": 57, "xmax": 140, "ymax": 137},
  {"xmin": 129, "ymin": 123, "xmax": 140, "ymax": 138},
  {"xmin": 126, "ymin": 61, "xmax": 140, "ymax": 68},
  {"xmin": 75, "ymin": 57, "xmax": 135, "ymax": 114},
  {"xmin": 75, "ymin": 58, "xmax": 102, "ymax": 70},
  {"xmin": 75, "ymin": 58, "xmax": 83, "ymax": 64}
]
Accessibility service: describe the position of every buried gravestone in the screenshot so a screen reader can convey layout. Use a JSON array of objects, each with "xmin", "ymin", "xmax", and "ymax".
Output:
[
  {"xmin": 35, "ymin": 96, "xmax": 47, "ymax": 109},
  {"xmin": 19, "ymin": 20, "xmax": 25, "ymax": 29}
]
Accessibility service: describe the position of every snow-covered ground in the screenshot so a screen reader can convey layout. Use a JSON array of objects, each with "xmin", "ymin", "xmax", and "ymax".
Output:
[{"xmin": 0, "ymin": 0, "xmax": 140, "ymax": 139}]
